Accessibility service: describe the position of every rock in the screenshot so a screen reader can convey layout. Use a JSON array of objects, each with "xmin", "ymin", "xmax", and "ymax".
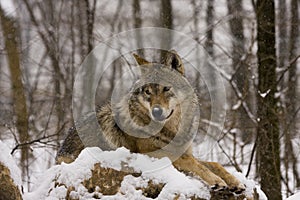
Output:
[
  {"xmin": 0, "ymin": 162, "xmax": 22, "ymax": 200},
  {"xmin": 25, "ymin": 147, "xmax": 264, "ymax": 200}
]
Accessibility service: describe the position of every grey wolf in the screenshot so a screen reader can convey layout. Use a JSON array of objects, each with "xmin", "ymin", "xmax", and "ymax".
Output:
[{"xmin": 56, "ymin": 50, "xmax": 245, "ymax": 193}]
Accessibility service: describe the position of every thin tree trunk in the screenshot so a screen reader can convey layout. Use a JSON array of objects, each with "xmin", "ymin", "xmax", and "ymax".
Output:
[
  {"xmin": 255, "ymin": 0, "xmax": 282, "ymax": 199},
  {"xmin": 277, "ymin": 0, "xmax": 290, "ymax": 193},
  {"xmin": 84, "ymin": 0, "xmax": 97, "ymax": 53},
  {"xmin": 287, "ymin": 0, "xmax": 299, "ymax": 140},
  {"xmin": 160, "ymin": 0, "xmax": 173, "ymax": 60},
  {"xmin": 204, "ymin": 0, "xmax": 216, "ymax": 88},
  {"xmin": 160, "ymin": 0, "xmax": 173, "ymax": 30},
  {"xmin": 227, "ymin": 0, "xmax": 253, "ymax": 143},
  {"xmin": 192, "ymin": 0, "xmax": 201, "ymax": 88},
  {"xmin": 205, "ymin": 0, "xmax": 214, "ymax": 58},
  {"xmin": 0, "ymin": 6, "xmax": 31, "ymax": 189},
  {"xmin": 133, "ymin": 0, "xmax": 143, "ymax": 56},
  {"xmin": 77, "ymin": 0, "xmax": 88, "ymax": 60},
  {"xmin": 277, "ymin": 0, "xmax": 288, "ymax": 69},
  {"xmin": 287, "ymin": 0, "xmax": 300, "ymax": 188}
]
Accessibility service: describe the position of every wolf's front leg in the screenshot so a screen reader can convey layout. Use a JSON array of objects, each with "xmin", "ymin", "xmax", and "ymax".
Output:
[
  {"xmin": 173, "ymin": 154, "xmax": 227, "ymax": 190},
  {"xmin": 200, "ymin": 161, "xmax": 245, "ymax": 194}
]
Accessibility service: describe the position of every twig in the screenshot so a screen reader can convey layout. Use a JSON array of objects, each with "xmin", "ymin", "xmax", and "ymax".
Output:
[
  {"xmin": 276, "ymin": 54, "xmax": 300, "ymax": 85},
  {"xmin": 246, "ymin": 136, "xmax": 257, "ymax": 177},
  {"xmin": 10, "ymin": 122, "xmax": 67, "ymax": 155},
  {"xmin": 217, "ymin": 136, "xmax": 242, "ymax": 172}
]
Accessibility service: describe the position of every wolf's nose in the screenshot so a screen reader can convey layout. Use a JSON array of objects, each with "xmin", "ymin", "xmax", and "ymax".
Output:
[{"xmin": 152, "ymin": 106, "xmax": 163, "ymax": 120}]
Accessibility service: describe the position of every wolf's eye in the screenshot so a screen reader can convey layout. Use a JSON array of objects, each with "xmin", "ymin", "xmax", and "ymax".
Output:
[
  {"xmin": 163, "ymin": 86, "xmax": 171, "ymax": 92},
  {"xmin": 145, "ymin": 89, "xmax": 151, "ymax": 95}
]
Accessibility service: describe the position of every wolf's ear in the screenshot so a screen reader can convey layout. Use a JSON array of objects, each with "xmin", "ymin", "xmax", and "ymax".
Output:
[
  {"xmin": 133, "ymin": 53, "xmax": 150, "ymax": 65},
  {"xmin": 163, "ymin": 50, "xmax": 185, "ymax": 75}
]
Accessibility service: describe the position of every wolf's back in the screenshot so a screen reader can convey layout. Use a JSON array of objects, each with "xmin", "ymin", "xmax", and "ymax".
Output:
[
  {"xmin": 56, "ymin": 100, "xmax": 141, "ymax": 164},
  {"xmin": 56, "ymin": 104, "xmax": 115, "ymax": 163},
  {"xmin": 56, "ymin": 127, "xmax": 85, "ymax": 164}
]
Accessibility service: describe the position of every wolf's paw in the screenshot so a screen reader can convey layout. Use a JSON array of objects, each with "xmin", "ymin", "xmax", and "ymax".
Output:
[
  {"xmin": 228, "ymin": 182, "xmax": 246, "ymax": 194},
  {"xmin": 210, "ymin": 184, "xmax": 228, "ymax": 192},
  {"xmin": 210, "ymin": 178, "xmax": 228, "ymax": 191}
]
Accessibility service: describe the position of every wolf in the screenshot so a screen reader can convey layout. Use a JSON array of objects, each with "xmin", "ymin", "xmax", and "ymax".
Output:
[{"xmin": 56, "ymin": 50, "xmax": 245, "ymax": 193}]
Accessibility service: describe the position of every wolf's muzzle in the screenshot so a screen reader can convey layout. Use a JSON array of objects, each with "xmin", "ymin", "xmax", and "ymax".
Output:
[
  {"xmin": 152, "ymin": 106, "xmax": 173, "ymax": 121},
  {"xmin": 152, "ymin": 106, "xmax": 163, "ymax": 121}
]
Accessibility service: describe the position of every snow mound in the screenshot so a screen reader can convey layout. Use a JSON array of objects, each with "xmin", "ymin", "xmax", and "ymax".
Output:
[{"xmin": 24, "ymin": 147, "xmax": 265, "ymax": 199}]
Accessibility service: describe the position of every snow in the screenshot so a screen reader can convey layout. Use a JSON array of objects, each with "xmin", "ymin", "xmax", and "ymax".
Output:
[
  {"xmin": 232, "ymin": 100, "xmax": 242, "ymax": 110},
  {"xmin": 0, "ymin": 140, "xmax": 22, "ymax": 186},
  {"xmin": 257, "ymin": 118, "xmax": 261, "ymax": 122},
  {"xmin": 0, "ymin": 0, "xmax": 17, "ymax": 17},
  {"xmin": 258, "ymin": 89, "xmax": 271, "ymax": 98},
  {"xmin": 23, "ymin": 147, "xmax": 266, "ymax": 199},
  {"xmin": 286, "ymin": 192, "xmax": 300, "ymax": 200},
  {"xmin": 24, "ymin": 147, "xmax": 210, "ymax": 199},
  {"xmin": 232, "ymin": 171, "xmax": 267, "ymax": 200}
]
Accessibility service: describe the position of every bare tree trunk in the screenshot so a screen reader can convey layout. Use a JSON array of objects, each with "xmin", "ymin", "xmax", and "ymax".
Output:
[
  {"xmin": 0, "ymin": 6, "xmax": 31, "ymax": 189},
  {"xmin": 286, "ymin": 0, "xmax": 300, "ymax": 188},
  {"xmin": 204, "ymin": 0, "xmax": 216, "ymax": 94},
  {"xmin": 277, "ymin": 0, "xmax": 290, "ymax": 194},
  {"xmin": 277, "ymin": 0, "xmax": 288, "ymax": 69},
  {"xmin": 133, "ymin": 0, "xmax": 143, "ymax": 56},
  {"xmin": 192, "ymin": 0, "xmax": 202, "ymax": 88},
  {"xmin": 84, "ymin": 0, "xmax": 97, "ymax": 53},
  {"xmin": 77, "ymin": 0, "xmax": 88, "ymax": 60},
  {"xmin": 160, "ymin": 0, "xmax": 173, "ymax": 60},
  {"xmin": 227, "ymin": 0, "xmax": 253, "ymax": 143},
  {"xmin": 79, "ymin": 0, "xmax": 98, "ymax": 112},
  {"xmin": 287, "ymin": 0, "xmax": 299, "ymax": 140},
  {"xmin": 205, "ymin": 0, "xmax": 214, "ymax": 58},
  {"xmin": 160, "ymin": 0, "xmax": 173, "ymax": 30},
  {"xmin": 106, "ymin": 0, "xmax": 123, "ymax": 101},
  {"xmin": 255, "ymin": 0, "xmax": 282, "ymax": 199}
]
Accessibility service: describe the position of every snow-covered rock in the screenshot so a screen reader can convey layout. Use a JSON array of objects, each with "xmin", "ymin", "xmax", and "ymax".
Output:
[
  {"xmin": 0, "ymin": 141, "xmax": 23, "ymax": 200},
  {"xmin": 24, "ymin": 147, "xmax": 265, "ymax": 200}
]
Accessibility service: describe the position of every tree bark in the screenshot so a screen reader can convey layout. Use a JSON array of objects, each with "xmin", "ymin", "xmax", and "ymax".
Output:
[
  {"xmin": 227, "ymin": 0, "xmax": 253, "ymax": 143},
  {"xmin": 204, "ymin": 0, "xmax": 216, "ymax": 88},
  {"xmin": 277, "ymin": 0, "xmax": 288, "ymax": 69},
  {"xmin": 287, "ymin": 0, "xmax": 299, "ymax": 139},
  {"xmin": 84, "ymin": 0, "xmax": 97, "ymax": 53},
  {"xmin": 160, "ymin": 0, "xmax": 173, "ymax": 30},
  {"xmin": 205, "ymin": 0, "xmax": 215, "ymax": 57},
  {"xmin": 160, "ymin": 0, "xmax": 173, "ymax": 60},
  {"xmin": 255, "ymin": 0, "xmax": 282, "ymax": 199},
  {"xmin": 133, "ymin": 0, "xmax": 143, "ymax": 56},
  {"xmin": 0, "ymin": 6, "xmax": 30, "ymax": 187},
  {"xmin": 286, "ymin": 0, "xmax": 300, "ymax": 188}
]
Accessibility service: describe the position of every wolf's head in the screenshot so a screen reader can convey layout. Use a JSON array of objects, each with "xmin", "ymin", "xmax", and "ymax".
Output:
[{"xmin": 131, "ymin": 50, "xmax": 185, "ymax": 122}]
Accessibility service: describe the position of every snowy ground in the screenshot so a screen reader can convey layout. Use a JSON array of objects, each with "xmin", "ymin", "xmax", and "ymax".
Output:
[
  {"xmin": 22, "ymin": 147, "xmax": 266, "ymax": 200},
  {"xmin": 6, "ymin": 140, "xmax": 300, "ymax": 199}
]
